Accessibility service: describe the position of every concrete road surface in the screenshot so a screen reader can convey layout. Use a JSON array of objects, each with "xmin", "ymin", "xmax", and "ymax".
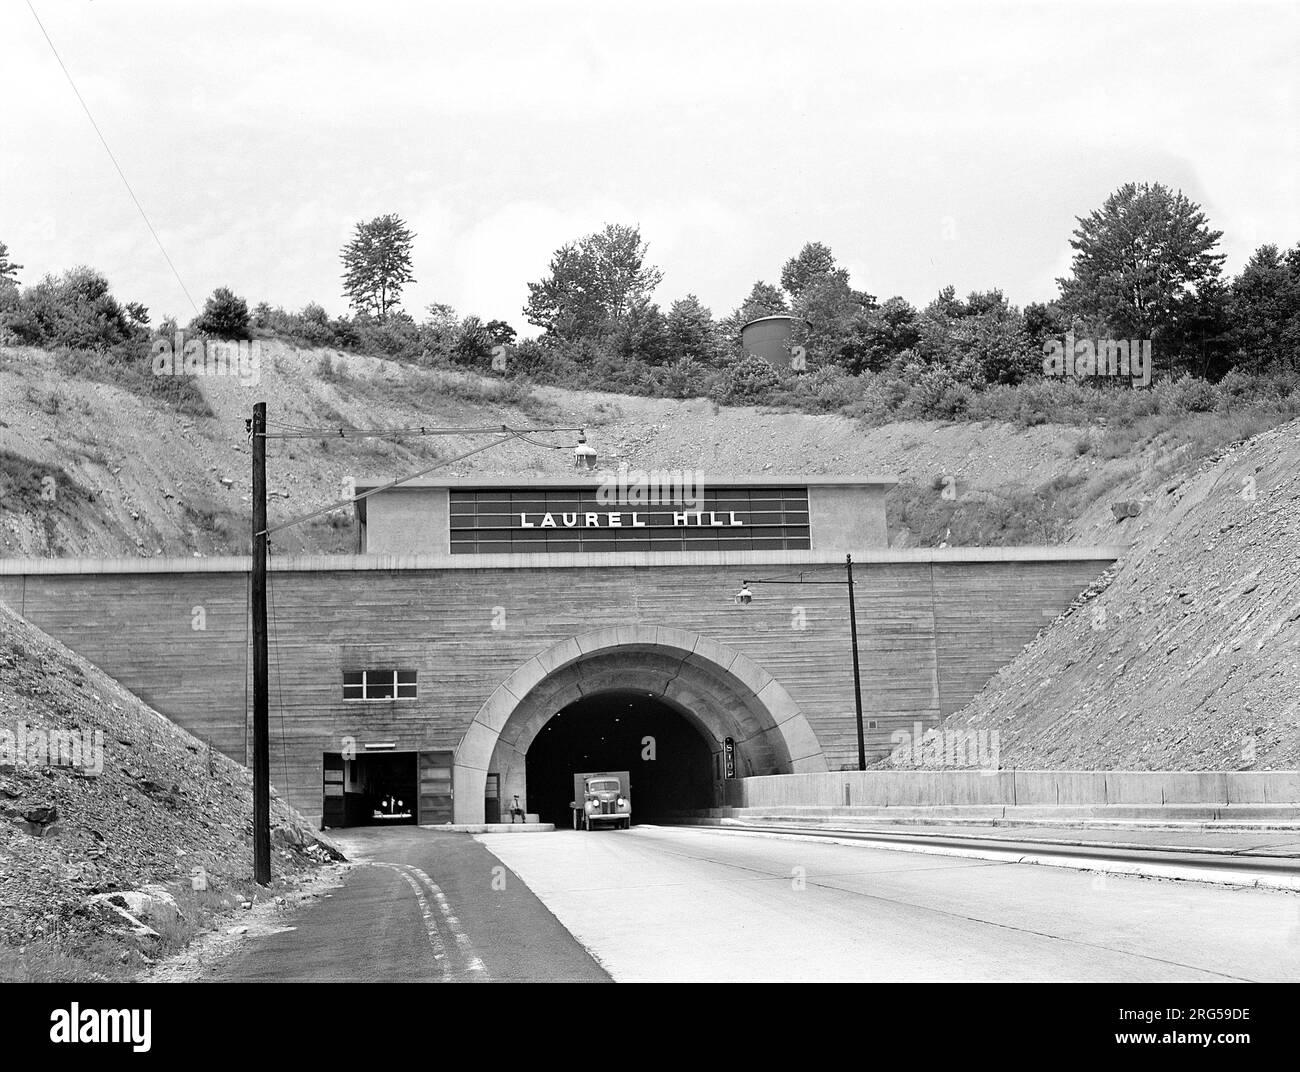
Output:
[{"xmin": 477, "ymin": 825, "xmax": 1300, "ymax": 982}]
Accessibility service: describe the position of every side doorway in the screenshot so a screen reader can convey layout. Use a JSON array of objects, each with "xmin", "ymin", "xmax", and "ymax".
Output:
[{"xmin": 417, "ymin": 750, "xmax": 454, "ymax": 825}]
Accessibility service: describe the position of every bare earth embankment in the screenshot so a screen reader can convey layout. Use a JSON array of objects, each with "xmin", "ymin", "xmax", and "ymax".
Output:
[
  {"xmin": 0, "ymin": 599, "xmax": 343, "ymax": 980},
  {"xmin": 925, "ymin": 419, "xmax": 1300, "ymax": 770}
]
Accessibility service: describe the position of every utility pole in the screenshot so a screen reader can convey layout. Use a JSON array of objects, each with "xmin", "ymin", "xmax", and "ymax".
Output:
[
  {"xmin": 251, "ymin": 401, "xmax": 271, "ymax": 885},
  {"xmin": 846, "ymin": 554, "xmax": 866, "ymax": 771},
  {"xmin": 244, "ymin": 406, "xmax": 588, "ymax": 882}
]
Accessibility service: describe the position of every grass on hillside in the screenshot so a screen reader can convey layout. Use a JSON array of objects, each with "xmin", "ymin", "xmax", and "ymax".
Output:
[
  {"xmin": 0, "ymin": 450, "xmax": 97, "ymax": 554},
  {"xmin": 312, "ymin": 352, "xmax": 563, "ymax": 428},
  {"xmin": 52, "ymin": 346, "xmax": 214, "ymax": 418}
]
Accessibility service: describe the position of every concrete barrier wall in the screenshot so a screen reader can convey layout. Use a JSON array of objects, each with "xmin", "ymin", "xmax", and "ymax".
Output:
[{"xmin": 735, "ymin": 770, "xmax": 1300, "ymax": 808}]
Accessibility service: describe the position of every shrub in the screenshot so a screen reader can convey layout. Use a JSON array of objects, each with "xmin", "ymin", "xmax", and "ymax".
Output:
[
  {"xmin": 657, "ymin": 356, "xmax": 709, "ymax": 399},
  {"xmin": 902, "ymin": 365, "xmax": 958, "ymax": 417},
  {"xmin": 710, "ymin": 353, "xmax": 782, "ymax": 404},
  {"xmin": 194, "ymin": 287, "xmax": 251, "ymax": 339},
  {"xmin": 1155, "ymin": 374, "xmax": 1218, "ymax": 414},
  {"xmin": 3, "ymin": 267, "xmax": 136, "ymax": 350}
]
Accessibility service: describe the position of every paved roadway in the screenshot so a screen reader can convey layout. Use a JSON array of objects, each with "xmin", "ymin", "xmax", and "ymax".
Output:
[
  {"xmin": 477, "ymin": 825, "xmax": 1300, "ymax": 982},
  {"xmin": 208, "ymin": 824, "xmax": 1300, "ymax": 982},
  {"xmin": 207, "ymin": 828, "xmax": 610, "ymax": 982}
]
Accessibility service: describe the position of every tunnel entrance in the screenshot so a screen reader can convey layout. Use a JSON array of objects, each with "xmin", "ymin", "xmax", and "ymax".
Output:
[
  {"xmin": 321, "ymin": 750, "xmax": 419, "ymax": 827},
  {"xmin": 524, "ymin": 691, "xmax": 714, "ymax": 826}
]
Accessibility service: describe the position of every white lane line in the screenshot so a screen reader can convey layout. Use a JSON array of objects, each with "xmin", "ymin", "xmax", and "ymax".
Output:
[
  {"xmin": 373, "ymin": 863, "xmax": 450, "ymax": 981},
  {"xmin": 405, "ymin": 864, "xmax": 490, "ymax": 978}
]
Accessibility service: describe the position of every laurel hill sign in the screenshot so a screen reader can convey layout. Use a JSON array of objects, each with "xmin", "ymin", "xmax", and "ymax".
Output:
[
  {"xmin": 350, "ymin": 474, "xmax": 897, "ymax": 556},
  {"xmin": 519, "ymin": 510, "xmax": 745, "ymax": 529}
]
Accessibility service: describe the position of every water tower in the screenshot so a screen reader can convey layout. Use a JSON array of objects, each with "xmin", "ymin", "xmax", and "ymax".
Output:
[{"xmin": 739, "ymin": 314, "xmax": 812, "ymax": 369}]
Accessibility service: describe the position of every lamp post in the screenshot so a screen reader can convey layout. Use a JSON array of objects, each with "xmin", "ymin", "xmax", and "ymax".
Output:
[
  {"xmin": 247, "ymin": 408, "xmax": 592, "ymax": 885},
  {"xmin": 735, "ymin": 554, "xmax": 868, "ymax": 771}
]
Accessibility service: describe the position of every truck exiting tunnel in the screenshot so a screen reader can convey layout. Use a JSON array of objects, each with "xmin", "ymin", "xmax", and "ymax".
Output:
[{"xmin": 525, "ymin": 692, "xmax": 713, "ymax": 826}]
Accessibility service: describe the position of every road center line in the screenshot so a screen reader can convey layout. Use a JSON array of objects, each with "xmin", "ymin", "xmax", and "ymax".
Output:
[
  {"xmin": 405, "ymin": 864, "xmax": 490, "ymax": 978},
  {"xmin": 372, "ymin": 863, "xmax": 451, "ymax": 981}
]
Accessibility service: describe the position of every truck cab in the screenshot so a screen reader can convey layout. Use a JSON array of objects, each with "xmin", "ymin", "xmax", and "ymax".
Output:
[{"xmin": 571, "ymin": 770, "xmax": 631, "ymax": 830}]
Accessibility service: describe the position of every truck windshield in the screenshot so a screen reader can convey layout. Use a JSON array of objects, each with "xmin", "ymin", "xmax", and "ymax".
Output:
[{"xmin": 587, "ymin": 780, "xmax": 620, "ymax": 793}]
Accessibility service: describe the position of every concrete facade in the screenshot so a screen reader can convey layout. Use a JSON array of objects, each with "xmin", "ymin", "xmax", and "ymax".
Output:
[
  {"xmin": 0, "ymin": 545, "xmax": 1120, "ymax": 825},
  {"xmin": 0, "ymin": 475, "xmax": 1124, "ymax": 826}
]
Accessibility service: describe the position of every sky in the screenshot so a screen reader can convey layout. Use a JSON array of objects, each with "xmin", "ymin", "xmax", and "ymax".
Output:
[{"xmin": 2, "ymin": 0, "xmax": 1296, "ymax": 336}]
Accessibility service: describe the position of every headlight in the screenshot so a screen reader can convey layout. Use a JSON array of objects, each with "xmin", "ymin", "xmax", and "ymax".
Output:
[{"xmin": 617, "ymin": 797, "xmax": 626, "ymax": 807}]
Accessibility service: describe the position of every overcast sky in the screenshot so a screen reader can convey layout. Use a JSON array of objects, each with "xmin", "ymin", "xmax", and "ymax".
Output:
[{"xmin": 2, "ymin": 0, "xmax": 1296, "ymax": 334}]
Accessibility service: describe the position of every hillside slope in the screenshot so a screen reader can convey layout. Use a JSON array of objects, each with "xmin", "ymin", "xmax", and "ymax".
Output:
[
  {"xmin": 0, "ymin": 340, "xmax": 1234, "ymax": 558},
  {"xmin": 0, "ymin": 598, "xmax": 339, "ymax": 964},
  {"xmin": 925, "ymin": 419, "xmax": 1300, "ymax": 770}
]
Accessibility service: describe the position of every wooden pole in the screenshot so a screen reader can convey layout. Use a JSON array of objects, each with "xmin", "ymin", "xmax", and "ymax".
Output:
[
  {"xmin": 251, "ymin": 402, "xmax": 271, "ymax": 885},
  {"xmin": 846, "ymin": 554, "xmax": 866, "ymax": 771}
]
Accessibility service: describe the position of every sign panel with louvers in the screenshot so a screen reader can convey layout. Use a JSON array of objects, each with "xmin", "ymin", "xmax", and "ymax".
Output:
[{"xmin": 449, "ymin": 486, "xmax": 811, "ymax": 554}]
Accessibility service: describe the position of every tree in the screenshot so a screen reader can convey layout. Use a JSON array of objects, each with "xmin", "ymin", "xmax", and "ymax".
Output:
[
  {"xmin": 451, "ymin": 315, "xmax": 494, "ymax": 367},
  {"xmin": 844, "ymin": 296, "xmax": 921, "ymax": 374},
  {"xmin": 524, "ymin": 223, "xmax": 663, "ymax": 342},
  {"xmin": 1227, "ymin": 244, "xmax": 1300, "ymax": 373},
  {"xmin": 791, "ymin": 276, "xmax": 875, "ymax": 371},
  {"xmin": 341, "ymin": 213, "xmax": 417, "ymax": 319},
  {"xmin": 917, "ymin": 288, "xmax": 1035, "ymax": 385},
  {"xmin": 0, "ymin": 241, "xmax": 21, "ymax": 290},
  {"xmin": 194, "ymin": 287, "xmax": 251, "ymax": 339},
  {"xmin": 6, "ymin": 266, "xmax": 135, "ymax": 350},
  {"xmin": 780, "ymin": 241, "xmax": 844, "ymax": 298},
  {"xmin": 1057, "ymin": 182, "xmax": 1226, "ymax": 346},
  {"xmin": 1023, "ymin": 300, "xmax": 1066, "ymax": 351},
  {"xmin": 666, "ymin": 294, "xmax": 721, "ymax": 364},
  {"xmin": 610, "ymin": 298, "xmax": 669, "ymax": 364},
  {"xmin": 484, "ymin": 319, "xmax": 517, "ymax": 346},
  {"xmin": 725, "ymin": 281, "xmax": 788, "ymax": 331}
]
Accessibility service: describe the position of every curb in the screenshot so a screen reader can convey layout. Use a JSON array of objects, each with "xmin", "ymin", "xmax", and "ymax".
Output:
[
  {"xmin": 677, "ymin": 822, "xmax": 1300, "ymax": 891},
  {"xmin": 419, "ymin": 823, "xmax": 556, "ymax": 833}
]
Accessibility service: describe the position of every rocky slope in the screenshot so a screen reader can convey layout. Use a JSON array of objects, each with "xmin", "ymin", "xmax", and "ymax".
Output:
[
  {"xmin": 0, "ymin": 598, "xmax": 341, "ymax": 957},
  {"xmin": 924, "ymin": 419, "xmax": 1300, "ymax": 770},
  {"xmin": 0, "ymin": 340, "xmax": 1205, "ymax": 558}
]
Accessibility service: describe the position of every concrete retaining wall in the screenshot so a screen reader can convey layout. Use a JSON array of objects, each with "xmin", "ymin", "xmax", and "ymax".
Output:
[{"xmin": 729, "ymin": 770, "xmax": 1300, "ymax": 808}]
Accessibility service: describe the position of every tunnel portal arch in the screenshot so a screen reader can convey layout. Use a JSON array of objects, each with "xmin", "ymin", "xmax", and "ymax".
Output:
[{"xmin": 453, "ymin": 627, "xmax": 826, "ymax": 823}]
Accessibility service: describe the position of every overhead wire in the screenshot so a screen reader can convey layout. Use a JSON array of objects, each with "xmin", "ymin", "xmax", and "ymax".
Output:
[{"xmin": 25, "ymin": 0, "xmax": 201, "ymax": 315}]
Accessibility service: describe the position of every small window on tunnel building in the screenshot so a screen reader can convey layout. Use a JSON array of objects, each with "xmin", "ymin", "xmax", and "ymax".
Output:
[{"xmin": 343, "ymin": 669, "xmax": 418, "ymax": 701}]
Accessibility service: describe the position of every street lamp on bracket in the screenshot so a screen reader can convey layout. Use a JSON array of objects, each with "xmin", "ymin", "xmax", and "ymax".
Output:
[{"xmin": 733, "ymin": 554, "xmax": 867, "ymax": 771}]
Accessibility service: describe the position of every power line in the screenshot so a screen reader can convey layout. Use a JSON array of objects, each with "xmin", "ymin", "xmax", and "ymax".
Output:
[
  {"xmin": 25, "ymin": 0, "xmax": 201, "ymax": 315},
  {"xmin": 261, "ymin": 422, "xmax": 585, "ymax": 441},
  {"xmin": 259, "ymin": 430, "xmax": 529, "ymax": 537}
]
